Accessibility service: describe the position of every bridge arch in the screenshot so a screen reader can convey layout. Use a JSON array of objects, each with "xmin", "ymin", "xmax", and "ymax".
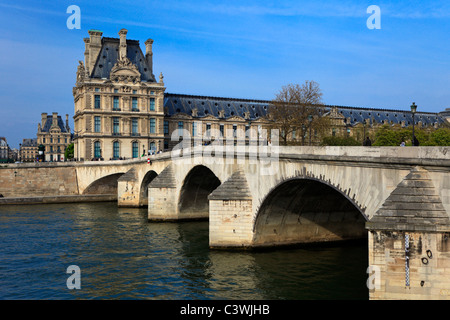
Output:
[
  {"xmin": 178, "ymin": 165, "xmax": 221, "ymax": 219},
  {"xmin": 139, "ymin": 170, "xmax": 158, "ymax": 206},
  {"xmin": 83, "ymin": 172, "xmax": 126, "ymax": 195},
  {"xmin": 252, "ymin": 177, "xmax": 368, "ymax": 247}
]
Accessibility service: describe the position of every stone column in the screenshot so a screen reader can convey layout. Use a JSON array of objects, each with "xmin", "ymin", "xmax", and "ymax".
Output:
[
  {"xmin": 366, "ymin": 167, "xmax": 450, "ymax": 300},
  {"xmin": 208, "ymin": 170, "xmax": 254, "ymax": 249}
]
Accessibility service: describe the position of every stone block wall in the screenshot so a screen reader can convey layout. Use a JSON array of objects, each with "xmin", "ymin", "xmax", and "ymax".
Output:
[
  {"xmin": 209, "ymin": 199, "xmax": 254, "ymax": 248},
  {"xmin": 147, "ymin": 187, "xmax": 178, "ymax": 220},
  {"xmin": 0, "ymin": 166, "xmax": 79, "ymax": 198},
  {"xmin": 368, "ymin": 230, "xmax": 450, "ymax": 300}
]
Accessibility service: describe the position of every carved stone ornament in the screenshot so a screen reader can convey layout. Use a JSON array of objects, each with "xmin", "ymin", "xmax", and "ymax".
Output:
[
  {"xmin": 122, "ymin": 86, "xmax": 132, "ymax": 93},
  {"xmin": 76, "ymin": 60, "xmax": 87, "ymax": 83},
  {"xmin": 110, "ymin": 56, "xmax": 141, "ymax": 84}
]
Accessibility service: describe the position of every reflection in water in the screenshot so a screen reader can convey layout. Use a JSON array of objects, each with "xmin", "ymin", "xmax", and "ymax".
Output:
[{"xmin": 0, "ymin": 202, "xmax": 368, "ymax": 300}]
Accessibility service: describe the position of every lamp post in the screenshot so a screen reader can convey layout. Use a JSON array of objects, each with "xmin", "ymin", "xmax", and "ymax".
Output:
[
  {"xmin": 362, "ymin": 119, "xmax": 366, "ymax": 145},
  {"xmin": 410, "ymin": 102, "xmax": 417, "ymax": 146},
  {"xmin": 308, "ymin": 115, "xmax": 312, "ymax": 146}
]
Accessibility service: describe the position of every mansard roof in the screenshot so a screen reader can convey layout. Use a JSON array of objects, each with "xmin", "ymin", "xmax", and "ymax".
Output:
[
  {"xmin": 41, "ymin": 116, "xmax": 69, "ymax": 133},
  {"xmin": 21, "ymin": 138, "xmax": 37, "ymax": 147},
  {"xmin": 164, "ymin": 93, "xmax": 446, "ymax": 127},
  {"xmin": 164, "ymin": 93, "xmax": 270, "ymax": 121},
  {"xmin": 334, "ymin": 105, "xmax": 445, "ymax": 127},
  {"xmin": 90, "ymin": 37, "xmax": 155, "ymax": 82}
]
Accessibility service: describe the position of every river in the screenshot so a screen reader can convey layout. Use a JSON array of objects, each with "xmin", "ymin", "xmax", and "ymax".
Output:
[{"xmin": 0, "ymin": 202, "xmax": 369, "ymax": 300}]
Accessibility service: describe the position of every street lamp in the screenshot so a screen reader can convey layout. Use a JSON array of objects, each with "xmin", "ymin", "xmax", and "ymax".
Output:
[
  {"xmin": 308, "ymin": 115, "xmax": 313, "ymax": 146},
  {"xmin": 362, "ymin": 119, "xmax": 366, "ymax": 145},
  {"xmin": 410, "ymin": 102, "xmax": 417, "ymax": 146}
]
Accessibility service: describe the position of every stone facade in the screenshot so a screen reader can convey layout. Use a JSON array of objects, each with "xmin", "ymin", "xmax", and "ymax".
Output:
[
  {"xmin": 19, "ymin": 138, "xmax": 38, "ymax": 162},
  {"xmin": 37, "ymin": 112, "xmax": 72, "ymax": 162},
  {"xmin": 73, "ymin": 29, "xmax": 165, "ymax": 161}
]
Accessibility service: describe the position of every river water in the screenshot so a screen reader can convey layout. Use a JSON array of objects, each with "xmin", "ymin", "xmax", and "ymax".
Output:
[{"xmin": 0, "ymin": 202, "xmax": 369, "ymax": 300}]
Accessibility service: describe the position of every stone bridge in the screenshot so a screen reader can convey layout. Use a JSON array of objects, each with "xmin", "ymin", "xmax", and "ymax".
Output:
[
  {"xmin": 2, "ymin": 145, "xmax": 450, "ymax": 299},
  {"xmin": 82, "ymin": 145, "xmax": 450, "ymax": 299}
]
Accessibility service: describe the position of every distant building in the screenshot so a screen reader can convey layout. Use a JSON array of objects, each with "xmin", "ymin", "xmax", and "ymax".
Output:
[
  {"xmin": 37, "ymin": 112, "xmax": 72, "ymax": 162},
  {"xmin": 19, "ymin": 138, "xmax": 38, "ymax": 162},
  {"xmin": 0, "ymin": 137, "xmax": 10, "ymax": 162}
]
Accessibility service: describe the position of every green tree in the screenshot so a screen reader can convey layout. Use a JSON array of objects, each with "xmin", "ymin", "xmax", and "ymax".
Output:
[
  {"xmin": 321, "ymin": 136, "xmax": 360, "ymax": 146},
  {"xmin": 424, "ymin": 128, "xmax": 450, "ymax": 146},
  {"xmin": 372, "ymin": 125, "xmax": 405, "ymax": 146},
  {"xmin": 372, "ymin": 125, "xmax": 450, "ymax": 146},
  {"xmin": 65, "ymin": 143, "xmax": 74, "ymax": 160}
]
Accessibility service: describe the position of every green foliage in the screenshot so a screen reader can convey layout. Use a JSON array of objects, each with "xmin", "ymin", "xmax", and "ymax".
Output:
[
  {"xmin": 65, "ymin": 143, "xmax": 74, "ymax": 159},
  {"xmin": 321, "ymin": 136, "xmax": 361, "ymax": 146},
  {"xmin": 373, "ymin": 125, "xmax": 450, "ymax": 146},
  {"xmin": 373, "ymin": 125, "xmax": 407, "ymax": 146},
  {"xmin": 425, "ymin": 128, "xmax": 450, "ymax": 146}
]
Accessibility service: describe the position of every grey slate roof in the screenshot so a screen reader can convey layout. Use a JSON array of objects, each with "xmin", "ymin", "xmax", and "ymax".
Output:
[
  {"xmin": 21, "ymin": 138, "xmax": 37, "ymax": 147},
  {"xmin": 41, "ymin": 116, "xmax": 69, "ymax": 133},
  {"xmin": 336, "ymin": 106, "xmax": 445, "ymax": 127},
  {"xmin": 163, "ymin": 93, "xmax": 446, "ymax": 127},
  {"xmin": 90, "ymin": 37, "xmax": 155, "ymax": 82},
  {"xmin": 164, "ymin": 93, "xmax": 269, "ymax": 121}
]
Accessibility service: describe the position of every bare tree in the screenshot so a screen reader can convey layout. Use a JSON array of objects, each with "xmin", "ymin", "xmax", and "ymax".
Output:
[{"xmin": 268, "ymin": 81, "xmax": 328, "ymax": 145}]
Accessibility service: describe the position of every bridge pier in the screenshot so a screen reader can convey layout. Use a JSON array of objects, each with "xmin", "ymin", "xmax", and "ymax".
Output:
[
  {"xmin": 117, "ymin": 168, "xmax": 140, "ymax": 207},
  {"xmin": 147, "ymin": 165, "xmax": 180, "ymax": 221},
  {"xmin": 366, "ymin": 167, "xmax": 450, "ymax": 300},
  {"xmin": 208, "ymin": 171, "xmax": 254, "ymax": 248}
]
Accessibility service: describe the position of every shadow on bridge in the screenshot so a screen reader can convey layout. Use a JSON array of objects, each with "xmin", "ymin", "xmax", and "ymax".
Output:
[{"xmin": 253, "ymin": 178, "xmax": 368, "ymax": 247}]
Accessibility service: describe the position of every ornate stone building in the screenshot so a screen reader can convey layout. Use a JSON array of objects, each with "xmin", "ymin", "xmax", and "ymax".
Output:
[
  {"xmin": 37, "ymin": 112, "xmax": 72, "ymax": 162},
  {"xmin": 73, "ymin": 29, "xmax": 450, "ymax": 156},
  {"xmin": 73, "ymin": 29, "xmax": 165, "ymax": 161},
  {"xmin": 19, "ymin": 138, "xmax": 38, "ymax": 162}
]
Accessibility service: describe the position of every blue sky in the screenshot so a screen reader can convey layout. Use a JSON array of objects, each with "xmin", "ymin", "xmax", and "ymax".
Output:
[{"xmin": 0, "ymin": 0, "xmax": 449, "ymax": 148}]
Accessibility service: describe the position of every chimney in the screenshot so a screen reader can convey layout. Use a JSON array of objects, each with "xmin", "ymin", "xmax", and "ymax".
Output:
[
  {"xmin": 87, "ymin": 30, "xmax": 103, "ymax": 74},
  {"xmin": 145, "ymin": 38, "xmax": 153, "ymax": 71},
  {"xmin": 119, "ymin": 28, "xmax": 128, "ymax": 60},
  {"xmin": 66, "ymin": 114, "xmax": 70, "ymax": 131},
  {"xmin": 83, "ymin": 37, "xmax": 90, "ymax": 73},
  {"xmin": 52, "ymin": 112, "xmax": 58, "ymax": 128},
  {"xmin": 41, "ymin": 113, "xmax": 48, "ymax": 128}
]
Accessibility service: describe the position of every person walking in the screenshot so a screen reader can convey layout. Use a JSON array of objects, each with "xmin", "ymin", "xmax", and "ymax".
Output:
[{"xmin": 363, "ymin": 136, "xmax": 372, "ymax": 146}]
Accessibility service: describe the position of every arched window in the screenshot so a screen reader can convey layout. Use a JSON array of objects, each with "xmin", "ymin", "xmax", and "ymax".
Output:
[
  {"xmin": 113, "ymin": 141, "xmax": 120, "ymax": 159},
  {"xmin": 132, "ymin": 141, "xmax": 138, "ymax": 158}
]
